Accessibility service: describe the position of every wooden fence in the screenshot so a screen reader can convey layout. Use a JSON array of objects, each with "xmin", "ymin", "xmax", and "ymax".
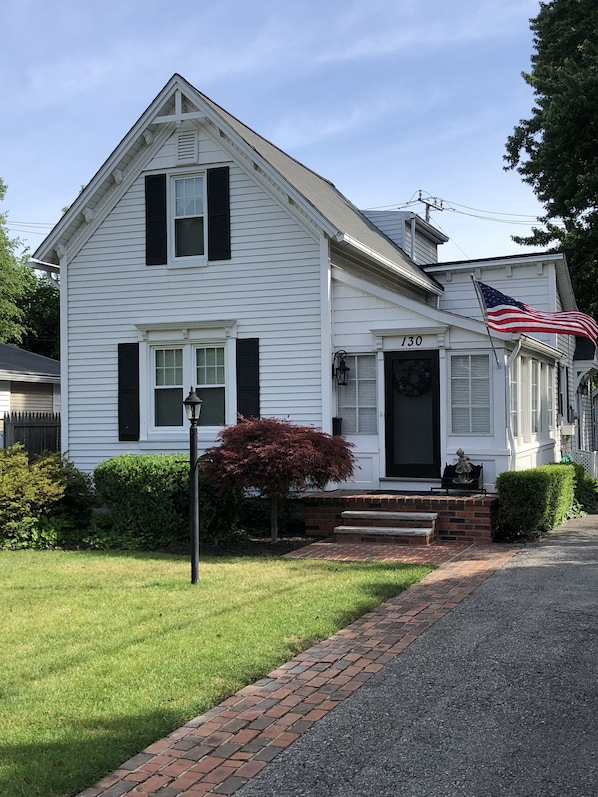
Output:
[{"xmin": 3, "ymin": 412, "xmax": 61, "ymax": 456}]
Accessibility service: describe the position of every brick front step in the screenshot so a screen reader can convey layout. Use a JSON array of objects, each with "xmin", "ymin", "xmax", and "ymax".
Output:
[
  {"xmin": 334, "ymin": 525, "xmax": 435, "ymax": 545},
  {"xmin": 340, "ymin": 510, "xmax": 438, "ymax": 527},
  {"xmin": 305, "ymin": 490, "xmax": 499, "ymax": 544}
]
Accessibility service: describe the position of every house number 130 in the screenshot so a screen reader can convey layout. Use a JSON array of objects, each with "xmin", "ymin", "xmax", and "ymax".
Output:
[{"xmin": 401, "ymin": 335, "xmax": 423, "ymax": 347}]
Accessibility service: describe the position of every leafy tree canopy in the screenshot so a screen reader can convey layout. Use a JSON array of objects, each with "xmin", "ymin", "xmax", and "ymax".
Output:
[
  {"xmin": 0, "ymin": 178, "xmax": 31, "ymax": 344},
  {"xmin": 19, "ymin": 275, "xmax": 60, "ymax": 360},
  {"xmin": 504, "ymin": 0, "xmax": 598, "ymax": 316}
]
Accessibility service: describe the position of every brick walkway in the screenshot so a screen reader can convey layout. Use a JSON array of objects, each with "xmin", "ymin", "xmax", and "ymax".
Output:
[{"xmin": 78, "ymin": 541, "xmax": 519, "ymax": 797}]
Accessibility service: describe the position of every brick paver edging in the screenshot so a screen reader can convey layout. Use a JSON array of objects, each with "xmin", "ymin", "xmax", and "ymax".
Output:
[{"xmin": 78, "ymin": 543, "xmax": 519, "ymax": 797}]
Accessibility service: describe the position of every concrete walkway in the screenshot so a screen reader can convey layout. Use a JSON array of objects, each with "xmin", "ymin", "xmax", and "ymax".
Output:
[{"xmin": 80, "ymin": 516, "xmax": 598, "ymax": 796}]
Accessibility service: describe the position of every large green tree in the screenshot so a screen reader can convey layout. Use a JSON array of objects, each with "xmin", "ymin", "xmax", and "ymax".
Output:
[
  {"xmin": 19, "ymin": 276, "xmax": 60, "ymax": 360},
  {"xmin": 504, "ymin": 0, "xmax": 598, "ymax": 316},
  {"xmin": 0, "ymin": 178, "xmax": 31, "ymax": 343}
]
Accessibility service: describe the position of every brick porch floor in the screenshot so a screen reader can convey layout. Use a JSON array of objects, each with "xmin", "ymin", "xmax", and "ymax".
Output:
[{"xmin": 78, "ymin": 541, "xmax": 519, "ymax": 797}]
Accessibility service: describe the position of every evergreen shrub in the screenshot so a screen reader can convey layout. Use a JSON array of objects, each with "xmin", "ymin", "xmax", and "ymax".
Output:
[
  {"xmin": 0, "ymin": 444, "xmax": 94, "ymax": 549},
  {"xmin": 89, "ymin": 453, "xmax": 245, "ymax": 550},
  {"xmin": 495, "ymin": 464, "xmax": 576, "ymax": 540},
  {"xmin": 571, "ymin": 462, "xmax": 598, "ymax": 512}
]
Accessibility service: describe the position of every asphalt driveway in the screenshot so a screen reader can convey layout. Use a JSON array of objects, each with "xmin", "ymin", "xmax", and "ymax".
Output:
[{"xmin": 236, "ymin": 517, "xmax": 598, "ymax": 797}]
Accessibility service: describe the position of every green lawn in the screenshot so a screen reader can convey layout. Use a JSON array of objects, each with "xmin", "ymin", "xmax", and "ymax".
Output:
[{"xmin": 0, "ymin": 550, "xmax": 433, "ymax": 797}]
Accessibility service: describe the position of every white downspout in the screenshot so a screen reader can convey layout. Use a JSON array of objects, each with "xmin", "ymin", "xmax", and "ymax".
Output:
[{"xmin": 410, "ymin": 215, "xmax": 416, "ymax": 261}]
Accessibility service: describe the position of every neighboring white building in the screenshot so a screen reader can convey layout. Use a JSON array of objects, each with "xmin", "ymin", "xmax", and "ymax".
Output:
[{"xmin": 31, "ymin": 74, "xmax": 598, "ymax": 489}]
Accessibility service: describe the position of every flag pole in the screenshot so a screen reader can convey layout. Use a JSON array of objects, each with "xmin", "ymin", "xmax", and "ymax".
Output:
[{"xmin": 471, "ymin": 275, "xmax": 502, "ymax": 368}]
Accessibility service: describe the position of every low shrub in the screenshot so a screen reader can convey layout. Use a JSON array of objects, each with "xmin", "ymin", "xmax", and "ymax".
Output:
[
  {"xmin": 88, "ymin": 453, "xmax": 245, "ymax": 550},
  {"xmin": 496, "ymin": 464, "xmax": 576, "ymax": 541},
  {"xmin": 0, "ymin": 445, "xmax": 94, "ymax": 549},
  {"xmin": 571, "ymin": 462, "xmax": 598, "ymax": 512}
]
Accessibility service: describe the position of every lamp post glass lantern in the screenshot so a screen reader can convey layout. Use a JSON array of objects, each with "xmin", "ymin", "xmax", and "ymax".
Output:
[
  {"xmin": 334, "ymin": 351, "xmax": 350, "ymax": 386},
  {"xmin": 183, "ymin": 388, "xmax": 202, "ymax": 584}
]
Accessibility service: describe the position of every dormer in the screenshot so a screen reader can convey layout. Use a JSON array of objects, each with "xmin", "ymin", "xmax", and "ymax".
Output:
[{"xmin": 361, "ymin": 210, "xmax": 448, "ymax": 264}]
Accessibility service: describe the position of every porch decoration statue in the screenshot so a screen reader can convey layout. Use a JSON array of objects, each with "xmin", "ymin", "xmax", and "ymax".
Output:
[{"xmin": 454, "ymin": 448, "xmax": 473, "ymax": 484}]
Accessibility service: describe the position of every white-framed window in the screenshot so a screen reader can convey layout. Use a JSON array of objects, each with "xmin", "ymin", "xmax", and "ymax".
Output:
[
  {"xmin": 152, "ymin": 343, "xmax": 226, "ymax": 428},
  {"xmin": 450, "ymin": 354, "xmax": 491, "ymax": 434},
  {"xmin": 509, "ymin": 356, "xmax": 519, "ymax": 438},
  {"xmin": 531, "ymin": 359, "xmax": 540, "ymax": 433},
  {"xmin": 173, "ymin": 175, "xmax": 205, "ymax": 259},
  {"xmin": 195, "ymin": 346, "xmax": 225, "ymax": 425},
  {"xmin": 547, "ymin": 364, "xmax": 555, "ymax": 429},
  {"xmin": 154, "ymin": 347, "xmax": 184, "ymax": 426},
  {"xmin": 521, "ymin": 357, "xmax": 556, "ymax": 440},
  {"xmin": 337, "ymin": 354, "xmax": 377, "ymax": 434}
]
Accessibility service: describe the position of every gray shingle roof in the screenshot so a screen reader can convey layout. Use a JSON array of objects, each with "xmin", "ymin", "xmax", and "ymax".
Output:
[{"xmin": 0, "ymin": 344, "xmax": 60, "ymax": 377}]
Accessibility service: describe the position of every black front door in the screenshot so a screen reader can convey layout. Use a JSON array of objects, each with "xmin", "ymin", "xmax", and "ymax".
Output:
[{"xmin": 385, "ymin": 350, "xmax": 440, "ymax": 479}]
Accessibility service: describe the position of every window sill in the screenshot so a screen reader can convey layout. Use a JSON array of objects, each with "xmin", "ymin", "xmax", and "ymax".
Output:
[{"xmin": 166, "ymin": 258, "xmax": 208, "ymax": 270}]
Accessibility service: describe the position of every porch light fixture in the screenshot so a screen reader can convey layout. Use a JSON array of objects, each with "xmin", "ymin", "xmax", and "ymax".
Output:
[
  {"xmin": 333, "ymin": 351, "xmax": 350, "ymax": 386},
  {"xmin": 183, "ymin": 387, "xmax": 203, "ymax": 584}
]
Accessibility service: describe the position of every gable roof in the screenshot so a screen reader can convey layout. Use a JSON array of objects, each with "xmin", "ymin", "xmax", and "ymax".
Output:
[
  {"xmin": 34, "ymin": 74, "xmax": 441, "ymax": 296},
  {"xmin": 0, "ymin": 344, "xmax": 60, "ymax": 380}
]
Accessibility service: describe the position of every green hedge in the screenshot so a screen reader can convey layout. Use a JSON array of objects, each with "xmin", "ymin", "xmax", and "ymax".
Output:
[
  {"xmin": 496, "ymin": 464, "xmax": 576, "ymax": 540},
  {"xmin": 89, "ymin": 453, "xmax": 245, "ymax": 550}
]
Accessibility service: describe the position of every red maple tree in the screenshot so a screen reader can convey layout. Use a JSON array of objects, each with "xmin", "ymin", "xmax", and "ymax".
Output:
[{"xmin": 205, "ymin": 417, "xmax": 355, "ymax": 542}]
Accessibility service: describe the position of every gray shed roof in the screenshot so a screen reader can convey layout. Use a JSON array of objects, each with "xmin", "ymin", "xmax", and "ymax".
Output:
[{"xmin": 0, "ymin": 344, "xmax": 60, "ymax": 378}]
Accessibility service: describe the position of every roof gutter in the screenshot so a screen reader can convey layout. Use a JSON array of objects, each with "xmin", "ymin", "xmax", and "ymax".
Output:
[{"xmin": 334, "ymin": 233, "xmax": 443, "ymax": 296}]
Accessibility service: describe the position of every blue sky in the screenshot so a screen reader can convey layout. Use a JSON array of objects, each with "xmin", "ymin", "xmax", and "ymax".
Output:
[{"xmin": 1, "ymin": 0, "xmax": 544, "ymax": 262}]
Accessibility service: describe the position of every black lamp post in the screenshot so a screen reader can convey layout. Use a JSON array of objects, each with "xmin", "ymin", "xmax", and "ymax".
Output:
[{"xmin": 183, "ymin": 387, "xmax": 202, "ymax": 584}]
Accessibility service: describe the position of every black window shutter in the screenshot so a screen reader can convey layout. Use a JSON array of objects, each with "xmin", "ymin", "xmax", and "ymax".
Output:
[
  {"xmin": 207, "ymin": 166, "xmax": 231, "ymax": 261},
  {"xmin": 236, "ymin": 338, "xmax": 260, "ymax": 419},
  {"xmin": 118, "ymin": 343, "xmax": 140, "ymax": 441},
  {"xmin": 145, "ymin": 174, "xmax": 167, "ymax": 265}
]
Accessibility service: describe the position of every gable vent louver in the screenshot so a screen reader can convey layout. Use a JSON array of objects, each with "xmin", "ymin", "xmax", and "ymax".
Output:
[{"xmin": 177, "ymin": 131, "xmax": 198, "ymax": 163}]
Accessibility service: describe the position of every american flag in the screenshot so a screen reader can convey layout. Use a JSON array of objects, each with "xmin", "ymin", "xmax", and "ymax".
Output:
[{"xmin": 476, "ymin": 281, "xmax": 598, "ymax": 343}]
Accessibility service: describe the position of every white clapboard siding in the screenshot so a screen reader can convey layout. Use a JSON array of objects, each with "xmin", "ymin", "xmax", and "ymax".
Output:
[
  {"xmin": 66, "ymin": 159, "xmax": 324, "ymax": 470},
  {"xmin": 332, "ymin": 280, "xmax": 432, "ymax": 350}
]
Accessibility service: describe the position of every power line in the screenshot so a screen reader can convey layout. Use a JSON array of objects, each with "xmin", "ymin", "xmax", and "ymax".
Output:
[{"xmin": 363, "ymin": 192, "xmax": 556, "ymax": 228}]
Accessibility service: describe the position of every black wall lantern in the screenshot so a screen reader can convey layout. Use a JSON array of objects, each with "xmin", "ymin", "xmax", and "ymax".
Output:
[{"xmin": 333, "ymin": 350, "xmax": 350, "ymax": 386}]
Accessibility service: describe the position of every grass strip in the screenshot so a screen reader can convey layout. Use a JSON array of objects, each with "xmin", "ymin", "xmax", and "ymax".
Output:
[{"xmin": 0, "ymin": 549, "xmax": 433, "ymax": 797}]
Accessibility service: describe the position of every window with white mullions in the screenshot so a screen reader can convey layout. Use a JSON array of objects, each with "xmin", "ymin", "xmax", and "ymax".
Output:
[
  {"xmin": 509, "ymin": 356, "xmax": 519, "ymax": 438},
  {"xmin": 531, "ymin": 359, "xmax": 540, "ymax": 433},
  {"xmin": 154, "ymin": 347, "xmax": 184, "ymax": 426},
  {"xmin": 152, "ymin": 344, "xmax": 226, "ymax": 428},
  {"xmin": 174, "ymin": 176, "xmax": 205, "ymax": 257},
  {"xmin": 195, "ymin": 346, "xmax": 225, "ymax": 425},
  {"xmin": 337, "ymin": 355, "xmax": 377, "ymax": 434},
  {"xmin": 450, "ymin": 354, "xmax": 491, "ymax": 434}
]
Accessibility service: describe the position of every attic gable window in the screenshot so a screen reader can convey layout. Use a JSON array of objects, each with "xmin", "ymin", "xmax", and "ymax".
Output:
[
  {"xmin": 145, "ymin": 166, "xmax": 230, "ymax": 266},
  {"xmin": 174, "ymin": 176, "xmax": 205, "ymax": 257}
]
